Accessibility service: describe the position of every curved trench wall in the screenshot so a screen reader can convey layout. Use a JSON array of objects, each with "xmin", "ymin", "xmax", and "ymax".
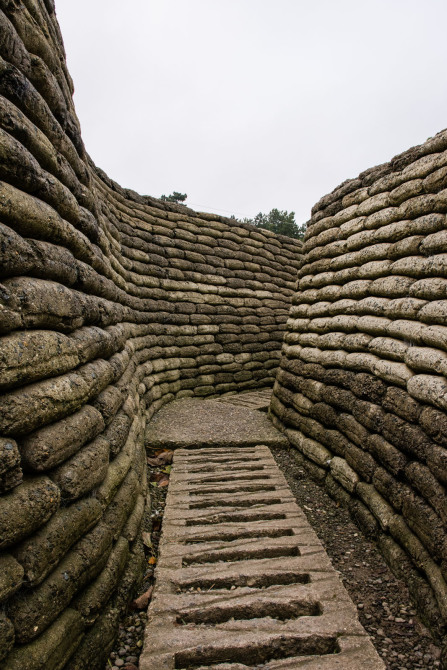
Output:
[
  {"xmin": 270, "ymin": 128, "xmax": 447, "ymax": 645},
  {"xmin": 0, "ymin": 2, "xmax": 302, "ymax": 668}
]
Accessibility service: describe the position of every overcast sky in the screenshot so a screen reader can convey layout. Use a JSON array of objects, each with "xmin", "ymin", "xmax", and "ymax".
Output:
[{"xmin": 55, "ymin": 0, "xmax": 447, "ymax": 225}]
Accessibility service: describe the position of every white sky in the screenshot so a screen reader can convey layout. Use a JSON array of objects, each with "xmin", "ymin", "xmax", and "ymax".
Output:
[{"xmin": 55, "ymin": 0, "xmax": 447, "ymax": 225}]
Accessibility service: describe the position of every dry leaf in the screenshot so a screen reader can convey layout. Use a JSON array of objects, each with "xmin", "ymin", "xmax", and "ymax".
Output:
[
  {"xmin": 158, "ymin": 476, "xmax": 169, "ymax": 487},
  {"xmin": 152, "ymin": 518, "xmax": 162, "ymax": 532},
  {"xmin": 148, "ymin": 556, "xmax": 157, "ymax": 565},
  {"xmin": 158, "ymin": 450, "xmax": 173, "ymax": 464},
  {"xmin": 129, "ymin": 586, "xmax": 153, "ymax": 610},
  {"xmin": 142, "ymin": 531, "xmax": 152, "ymax": 548},
  {"xmin": 147, "ymin": 457, "xmax": 162, "ymax": 467},
  {"xmin": 147, "ymin": 450, "xmax": 173, "ymax": 467},
  {"xmin": 150, "ymin": 472, "xmax": 165, "ymax": 482}
]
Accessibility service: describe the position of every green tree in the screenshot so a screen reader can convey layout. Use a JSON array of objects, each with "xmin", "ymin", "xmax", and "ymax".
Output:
[
  {"xmin": 160, "ymin": 191, "xmax": 187, "ymax": 203},
  {"xmin": 243, "ymin": 208, "xmax": 305, "ymax": 239}
]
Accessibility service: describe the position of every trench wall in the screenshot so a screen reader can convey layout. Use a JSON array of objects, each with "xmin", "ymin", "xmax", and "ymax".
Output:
[
  {"xmin": 0, "ymin": 2, "xmax": 302, "ymax": 668},
  {"xmin": 270, "ymin": 128, "xmax": 447, "ymax": 643}
]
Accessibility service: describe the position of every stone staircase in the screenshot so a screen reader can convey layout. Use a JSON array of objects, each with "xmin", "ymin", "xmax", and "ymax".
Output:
[{"xmin": 140, "ymin": 398, "xmax": 385, "ymax": 670}]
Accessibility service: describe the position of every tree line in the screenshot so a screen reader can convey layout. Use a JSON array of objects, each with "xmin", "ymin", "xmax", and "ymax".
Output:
[{"xmin": 160, "ymin": 192, "xmax": 306, "ymax": 240}]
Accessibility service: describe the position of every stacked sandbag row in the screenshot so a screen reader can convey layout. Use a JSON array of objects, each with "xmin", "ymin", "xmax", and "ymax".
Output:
[
  {"xmin": 90, "ymin": 169, "xmax": 301, "ymax": 404},
  {"xmin": 0, "ymin": 2, "xmax": 301, "ymax": 669},
  {"xmin": 270, "ymin": 128, "xmax": 447, "ymax": 646}
]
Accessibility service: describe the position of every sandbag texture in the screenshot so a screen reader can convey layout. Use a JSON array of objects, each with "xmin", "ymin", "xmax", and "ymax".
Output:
[{"xmin": 270, "ymin": 126, "xmax": 447, "ymax": 648}]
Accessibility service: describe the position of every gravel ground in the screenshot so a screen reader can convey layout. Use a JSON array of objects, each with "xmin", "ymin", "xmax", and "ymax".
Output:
[
  {"xmin": 105, "ymin": 453, "xmax": 169, "ymax": 670},
  {"xmin": 106, "ymin": 442, "xmax": 442, "ymax": 670},
  {"xmin": 271, "ymin": 444, "xmax": 442, "ymax": 670}
]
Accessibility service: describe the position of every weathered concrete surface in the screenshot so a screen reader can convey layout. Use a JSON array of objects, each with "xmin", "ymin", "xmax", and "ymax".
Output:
[
  {"xmin": 140, "ymin": 444, "xmax": 385, "ymax": 670},
  {"xmin": 214, "ymin": 388, "xmax": 272, "ymax": 412},
  {"xmin": 145, "ymin": 398, "xmax": 288, "ymax": 449}
]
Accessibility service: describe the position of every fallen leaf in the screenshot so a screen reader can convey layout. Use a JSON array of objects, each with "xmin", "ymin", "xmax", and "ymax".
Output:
[
  {"xmin": 158, "ymin": 450, "xmax": 173, "ymax": 464},
  {"xmin": 158, "ymin": 476, "xmax": 169, "ymax": 487},
  {"xmin": 150, "ymin": 472, "xmax": 165, "ymax": 482},
  {"xmin": 148, "ymin": 456, "xmax": 167, "ymax": 467},
  {"xmin": 147, "ymin": 450, "xmax": 174, "ymax": 467},
  {"xmin": 162, "ymin": 465, "xmax": 172, "ymax": 474},
  {"xmin": 129, "ymin": 586, "xmax": 153, "ymax": 610},
  {"xmin": 148, "ymin": 556, "xmax": 157, "ymax": 565},
  {"xmin": 142, "ymin": 531, "xmax": 152, "ymax": 548}
]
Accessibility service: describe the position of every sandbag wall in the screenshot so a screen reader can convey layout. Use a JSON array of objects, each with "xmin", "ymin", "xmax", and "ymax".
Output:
[
  {"xmin": 270, "ymin": 128, "xmax": 447, "ymax": 645},
  {"xmin": 0, "ymin": 2, "xmax": 301, "ymax": 668}
]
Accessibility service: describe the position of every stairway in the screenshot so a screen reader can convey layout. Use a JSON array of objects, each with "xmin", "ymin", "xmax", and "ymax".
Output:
[{"xmin": 140, "ymin": 397, "xmax": 385, "ymax": 670}]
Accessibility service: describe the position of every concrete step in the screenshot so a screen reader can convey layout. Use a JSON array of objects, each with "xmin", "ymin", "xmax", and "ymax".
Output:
[
  {"xmin": 140, "ymin": 445, "xmax": 385, "ymax": 670},
  {"xmin": 213, "ymin": 389, "xmax": 272, "ymax": 412},
  {"xmin": 145, "ymin": 398, "xmax": 288, "ymax": 450}
]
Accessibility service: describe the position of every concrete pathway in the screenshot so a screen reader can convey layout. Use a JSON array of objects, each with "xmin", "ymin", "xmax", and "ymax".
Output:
[
  {"xmin": 145, "ymin": 397, "xmax": 287, "ymax": 450},
  {"xmin": 140, "ymin": 398, "xmax": 385, "ymax": 670}
]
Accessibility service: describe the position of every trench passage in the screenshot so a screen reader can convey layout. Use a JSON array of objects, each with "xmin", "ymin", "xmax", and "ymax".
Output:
[{"xmin": 139, "ymin": 393, "xmax": 385, "ymax": 670}]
